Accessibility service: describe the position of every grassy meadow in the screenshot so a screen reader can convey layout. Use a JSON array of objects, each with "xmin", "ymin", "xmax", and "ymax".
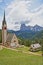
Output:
[{"xmin": 0, "ymin": 48, "xmax": 43, "ymax": 65}]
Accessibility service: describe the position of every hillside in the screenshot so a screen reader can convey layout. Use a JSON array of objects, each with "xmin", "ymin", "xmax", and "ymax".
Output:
[
  {"xmin": 13, "ymin": 30, "xmax": 43, "ymax": 40},
  {"xmin": 32, "ymin": 30, "xmax": 43, "ymax": 39},
  {"xmin": 0, "ymin": 48, "xmax": 42, "ymax": 65}
]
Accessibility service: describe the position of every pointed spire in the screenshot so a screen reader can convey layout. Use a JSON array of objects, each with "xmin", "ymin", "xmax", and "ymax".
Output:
[
  {"xmin": 2, "ymin": 11, "xmax": 6, "ymax": 25},
  {"xmin": 4, "ymin": 10, "xmax": 5, "ymax": 21}
]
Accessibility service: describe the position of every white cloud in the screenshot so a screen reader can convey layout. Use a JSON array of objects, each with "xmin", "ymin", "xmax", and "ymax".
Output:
[
  {"xmin": 4, "ymin": 0, "xmax": 43, "ymax": 30},
  {"xmin": 6, "ymin": 0, "xmax": 32, "ymax": 19},
  {"xmin": 26, "ymin": 4, "xmax": 43, "ymax": 26},
  {"xmin": 27, "ymin": 15, "xmax": 43, "ymax": 26},
  {"xmin": 5, "ymin": 0, "xmax": 32, "ymax": 30}
]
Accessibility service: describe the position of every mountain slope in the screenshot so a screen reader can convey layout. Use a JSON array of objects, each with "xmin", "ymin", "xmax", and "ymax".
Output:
[
  {"xmin": 8, "ymin": 29, "xmax": 43, "ymax": 40},
  {"xmin": 32, "ymin": 30, "xmax": 43, "ymax": 39}
]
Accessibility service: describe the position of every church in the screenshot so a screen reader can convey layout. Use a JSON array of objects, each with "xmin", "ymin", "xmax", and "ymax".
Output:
[{"xmin": 2, "ymin": 11, "xmax": 19, "ymax": 48}]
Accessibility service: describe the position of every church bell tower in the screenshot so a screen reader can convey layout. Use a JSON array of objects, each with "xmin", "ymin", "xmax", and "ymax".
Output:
[{"xmin": 2, "ymin": 11, "xmax": 7, "ymax": 45}]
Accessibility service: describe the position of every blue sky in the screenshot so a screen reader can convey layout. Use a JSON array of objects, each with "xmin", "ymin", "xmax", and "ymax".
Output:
[{"xmin": 0, "ymin": 0, "xmax": 43, "ymax": 30}]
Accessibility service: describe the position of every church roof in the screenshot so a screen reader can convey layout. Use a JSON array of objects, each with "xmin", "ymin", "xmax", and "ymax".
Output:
[
  {"xmin": 7, "ymin": 33, "xmax": 14, "ymax": 42},
  {"xmin": 2, "ymin": 11, "xmax": 6, "ymax": 25},
  {"xmin": 7, "ymin": 33, "xmax": 17, "ymax": 43}
]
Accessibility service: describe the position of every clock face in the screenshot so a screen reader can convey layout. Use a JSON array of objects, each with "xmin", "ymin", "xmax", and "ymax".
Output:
[{"xmin": 4, "ymin": 27, "xmax": 6, "ymax": 29}]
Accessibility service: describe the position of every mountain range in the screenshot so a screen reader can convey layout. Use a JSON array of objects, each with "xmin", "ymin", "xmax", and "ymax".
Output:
[
  {"xmin": 20, "ymin": 24, "xmax": 43, "ymax": 32},
  {"xmin": 8, "ymin": 24, "xmax": 43, "ymax": 39}
]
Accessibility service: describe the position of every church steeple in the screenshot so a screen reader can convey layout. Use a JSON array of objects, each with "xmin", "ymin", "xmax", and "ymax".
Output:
[
  {"xmin": 2, "ymin": 11, "xmax": 6, "ymax": 25},
  {"xmin": 2, "ymin": 11, "xmax": 7, "ymax": 45}
]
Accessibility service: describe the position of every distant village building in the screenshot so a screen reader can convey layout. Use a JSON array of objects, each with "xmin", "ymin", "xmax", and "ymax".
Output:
[
  {"xmin": 2, "ymin": 11, "xmax": 19, "ymax": 48},
  {"xmin": 30, "ymin": 43, "xmax": 41, "ymax": 52}
]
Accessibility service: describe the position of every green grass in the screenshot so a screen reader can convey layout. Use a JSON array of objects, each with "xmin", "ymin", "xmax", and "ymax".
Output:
[
  {"xmin": 15, "ymin": 46, "xmax": 29, "ymax": 52},
  {"xmin": 16, "ymin": 46, "xmax": 42, "ymax": 55},
  {"xmin": 0, "ymin": 48, "xmax": 43, "ymax": 65},
  {"xmin": 34, "ymin": 51, "xmax": 42, "ymax": 54}
]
